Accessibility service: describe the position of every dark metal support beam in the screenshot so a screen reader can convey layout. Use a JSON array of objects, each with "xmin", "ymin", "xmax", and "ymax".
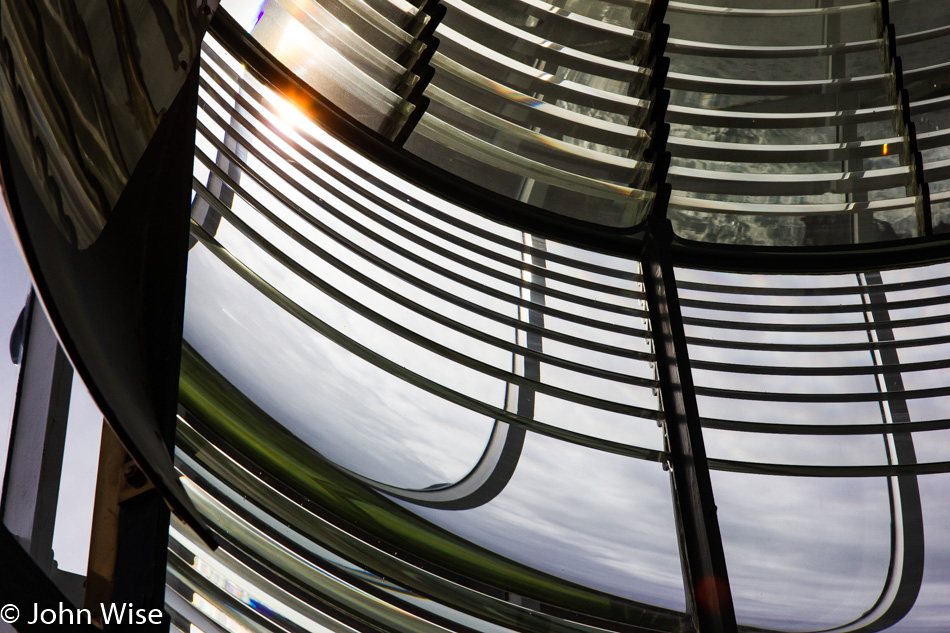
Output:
[
  {"xmin": 639, "ymin": 6, "xmax": 736, "ymax": 628},
  {"xmin": 642, "ymin": 220, "xmax": 737, "ymax": 633},
  {"xmin": 639, "ymin": 4, "xmax": 736, "ymax": 628}
]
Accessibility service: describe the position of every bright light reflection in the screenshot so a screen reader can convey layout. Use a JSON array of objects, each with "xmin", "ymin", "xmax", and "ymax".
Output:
[
  {"xmin": 265, "ymin": 90, "xmax": 312, "ymax": 132},
  {"xmin": 275, "ymin": 18, "xmax": 312, "ymax": 68}
]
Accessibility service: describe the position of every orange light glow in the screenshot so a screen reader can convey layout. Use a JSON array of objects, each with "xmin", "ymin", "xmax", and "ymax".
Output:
[
  {"xmin": 264, "ymin": 87, "xmax": 312, "ymax": 131},
  {"xmin": 883, "ymin": 143, "xmax": 888, "ymax": 156}
]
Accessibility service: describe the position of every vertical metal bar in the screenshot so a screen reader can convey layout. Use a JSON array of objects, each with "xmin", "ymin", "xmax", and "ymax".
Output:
[
  {"xmin": 642, "ymin": 220, "xmax": 737, "ymax": 633},
  {"xmin": 856, "ymin": 272, "xmax": 925, "ymax": 628},
  {"xmin": 514, "ymin": 233, "xmax": 546, "ymax": 421},
  {"xmin": 643, "ymin": 1, "xmax": 735, "ymax": 629},
  {"xmin": 110, "ymin": 486, "xmax": 173, "ymax": 631},
  {"xmin": 1, "ymin": 290, "xmax": 72, "ymax": 576}
]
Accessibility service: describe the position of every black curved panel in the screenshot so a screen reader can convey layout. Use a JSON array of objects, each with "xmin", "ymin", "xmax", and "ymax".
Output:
[{"xmin": 0, "ymin": 0, "xmax": 216, "ymax": 546}]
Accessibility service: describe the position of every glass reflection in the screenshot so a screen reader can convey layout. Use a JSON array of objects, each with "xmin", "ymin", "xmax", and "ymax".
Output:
[
  {"xmin": 184, "ymin": 239, "xmax": 497, "ymax": 490},
  {"xmin": 892, "ymin": 472, "xmax": 950, "ymax": 632},
  {"xmin": 182, "ymin": 20, "xmax": 681, "ymax": 632},
  {"xmin": 184, "ymin": 4, "xmax": 950, "ymax": 631},
  {"xmin": 711, "ymin": 471, "xmax": 892, "ymax": 630},
  {"xmin": 188, "ymin": 33, "xmax": 665, "ymax": 479},
  {"xmin": 679, "ymin": 261, "xmax": 950, "ymax": 630},
  {"xmin": 232, "ymin": 0, "xmax": 659, "ymax": 226},
  {"xmin": 665, "ymin": 0, "xmax": 923, "ymax": 246},
  {"xmin": 393, "ymin": 430, "xmax": 686, "ymax": 611}
]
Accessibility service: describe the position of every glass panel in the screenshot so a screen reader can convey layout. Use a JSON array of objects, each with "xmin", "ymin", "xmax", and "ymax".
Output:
[
  {"xmin": 397, "ymin": 431, "xmax": 686, "ymax": 611},
  {"xmin": 681, "ymin": 0, "xmax": 867, "ymax": 7},
  {"xmin": 411, "ymin": 0, "xmax": 657, "ymax": 225},
  {"xmin": 409, "ymin": 0, "xmax": 657, "ymax": 225},
  {"xmin": 237, "ymin": 0, "xmax": 427, "ymax": 136},
  {"xmin": 189, "ymin": 39, "xmax": 663, "ymax": 473},
  {"xmin": 666, "ymin": 2, "xmax": 880, "ymax": 48},
  {"xmin": 679, "ymin": 262, "xmax": 950, "ymax": 470},
  {"xmin": 711, "ymin": 470, "xmax": 893, "ymax": 630},
  {"xmin": 178, "ymin": 30, "xmax": 677, "ymax": 633},
  {"xmin": 174, "ymin": 416, "xmax": 677, "ymax": 633},
  {"xmin": 894, "ymin": 0, "xmax": 950, "ymax": 232},
  {"xmin": 664, "ymin": 0, "xmax": 927, "ymax": 246},
  {"xmin": 223, "ymin": 0, "xmax": 659, "ymax": 227},
  {"xmin": 878, "ymin": 264, "xmax": 950, "ymax": 466},
  {"xmin": 184, "ymin": 241, "xmax": 499, "ymax": 489},
  {"xmin": 182, "ymin": 12, "xmax": 950, "ymax": 633},
  {"xmin": 404, "ymin": 112, "xmax": 653, "ymax": 227},
  {"xmin": 683, "ymin": 257, "xmax": 949, "ymax": 630},
  {"xmin": 669, "ymin": 204, "xmax": 920, "ymax": 246},
  {"xmin": 892, "ymin": 0, "xmax": 950, "ymax": 78}
]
